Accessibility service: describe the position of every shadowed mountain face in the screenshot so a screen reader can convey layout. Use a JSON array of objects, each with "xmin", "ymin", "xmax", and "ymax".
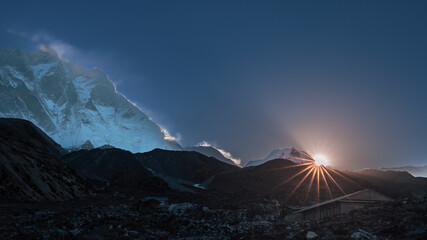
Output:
[
  {"xmin": 0, "ymin": 47, "xmax": 180, "ymax": 152},
  {"xmin": 138, "ymin": 149, "xmax": 238, "ymax": 183},
  {"xmin": 62, "ymin": 148, "xmax": 170, "ymax": 192},
  {"xmin": 62, "ymin": 148, "xmax": 238, "ymax": 192},
  {"xmin": 0, "ymin": 118, "xmax": 90, "ymax": 201}
]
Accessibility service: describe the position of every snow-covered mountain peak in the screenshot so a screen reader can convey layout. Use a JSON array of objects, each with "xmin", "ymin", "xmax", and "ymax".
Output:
[
  {"xmin": 0, "ymin": 47, "xmax": 181, "ymax": 153},
  {"xmin": 245, "ymin": 147, "xmax": 314, "ymax": 167}
]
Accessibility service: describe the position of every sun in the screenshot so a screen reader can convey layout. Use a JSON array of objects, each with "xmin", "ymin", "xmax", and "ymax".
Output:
[{"xmin": 313, "ymin": 154, "xmax": 329, "ymax": 166}]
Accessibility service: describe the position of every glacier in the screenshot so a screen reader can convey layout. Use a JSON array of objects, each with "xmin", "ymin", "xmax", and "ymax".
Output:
[{"xmin": 0, "ymin": 46, "xmax": 181, "ymax": 152}]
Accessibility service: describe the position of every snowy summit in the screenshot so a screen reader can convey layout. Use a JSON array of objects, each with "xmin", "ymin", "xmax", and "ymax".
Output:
[{"xmin": 246, "ymin": 147, "xmax": 314, "ymax": 167}]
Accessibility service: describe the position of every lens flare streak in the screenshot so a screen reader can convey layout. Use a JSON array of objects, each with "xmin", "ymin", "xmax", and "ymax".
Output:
[
  {"xmin": 321, "ymin": 166, "xmax": 347, "ymax": 196},
  {"xmin": 272, "ymin": 164, "xmax": 313, "ymax": 190},
  {"xmin": 268, "ymin": 159, "xmax": 356, "ymax": 205},
  {"xmin": 326, "ymin": 167, "xmax": 362, "ymax": 187},
  {"xmin": 284, "ymin": 165, "xmax": 316, "ymax": 202},
  {"xmin": 316, "ymin": 166, "xmax": 320, "ymax": 203},
  {"xmin": 303, "ymin": 166, "xmax": 317, "ymax": 206},
  {"xmin": 319, "ymin": 166, "xmax": 333, "ymax": 199}
]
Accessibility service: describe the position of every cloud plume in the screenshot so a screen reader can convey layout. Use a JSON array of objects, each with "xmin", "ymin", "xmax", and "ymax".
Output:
[{"xmin": 197, "ymin": 141, "xmax": 241, "ymax": 166}]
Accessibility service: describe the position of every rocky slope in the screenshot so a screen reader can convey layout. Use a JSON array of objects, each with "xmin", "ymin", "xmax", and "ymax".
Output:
[
  {"xmin": 0, "ymin": 118, "xmax": 90, "ymax": 201},
  {"xmin": 0, "ymin": 47, "xmax": 180, "ymax": 153},
  {"xmin": 138, "ymin": 149, "xmax": 238, "ymax": 184}
]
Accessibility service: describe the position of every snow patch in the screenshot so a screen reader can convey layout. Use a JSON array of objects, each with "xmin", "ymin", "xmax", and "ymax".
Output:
[
  {"xmin": 4, "ymin": 66, "xmax": 25, "ymax": 88},
  {"xmin": 193, "ymin": 183, "xmax": 206, "ymax": 190},
  {"xmin": 72, "ymin": 76, "xmax": 96, "ymax": 102},
  {"xmin": 31, "ymin": 61, "xmax": 58, "ymax": 79}
]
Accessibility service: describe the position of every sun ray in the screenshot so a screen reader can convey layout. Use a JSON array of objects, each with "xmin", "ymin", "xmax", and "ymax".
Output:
[
  {"xmin": 321, "ymin": 166, "xmax": 347, "ymax": 196},
  {"xmin": 319, "ymin": 166, "xmax": 333, "ymax": 199},
  {"xmin": 284, "ymin": 165, "xmax": 315, "ymax": 202},
  {"xmin": 303, "ymin": 166, "xmax": 317, "ymax": 205},
  {"xmin": 316, "ymin": 166, "xmax": 320, "ymax": 203},
  {"xmin": 272, "ymin": 164, "xmax": 313, "ymax": 190},
  {"xmin": 325, "ymin": 167, "xmax": 362, "ymax": 187},
  {"xmin": 269, "ymin": 161, "xmax": 358, "ymax": 206}
]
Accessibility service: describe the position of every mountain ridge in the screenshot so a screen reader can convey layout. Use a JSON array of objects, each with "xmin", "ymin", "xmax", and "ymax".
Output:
[
  {"xmin": 380, "ymin": 165, "xmax": 427, "ymax": 178},
  {"xmin": 184, "ymin": 146, "xmax": 238, "ymax": 166}
]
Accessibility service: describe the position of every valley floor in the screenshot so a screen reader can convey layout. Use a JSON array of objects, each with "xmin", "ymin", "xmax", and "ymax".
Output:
[{"xmin": 0, "ymin": 194, "xmax": 426, "ymax": 240}]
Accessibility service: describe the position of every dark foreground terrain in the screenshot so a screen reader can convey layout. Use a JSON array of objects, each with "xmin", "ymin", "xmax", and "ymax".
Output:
[
  {"xmin": 0, "ymin": 194, "xmax": 426, "ymax": 240},
  {"xmin": 1, "ymin": 118, "xmax": 427, "ymax": 239}
]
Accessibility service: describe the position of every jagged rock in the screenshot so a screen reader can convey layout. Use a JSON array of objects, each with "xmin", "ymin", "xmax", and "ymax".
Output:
[
  {"xmin": 98, "ymin": 144, "xmax": 115, "ymax": 149},
  {"xmin": 80, "ymin": 140, "xmax": 94, "ymax": 150},
  {"xmin": 351, "ymin": 229, "xmax": 376, "ymax": 240},
  {"xmin": 306, "ymin": 231, "xmax": 319, "ymax": 239},
  {"xmin": 70, "ymin": 228, "xmax": 81, "ymax": 236}
]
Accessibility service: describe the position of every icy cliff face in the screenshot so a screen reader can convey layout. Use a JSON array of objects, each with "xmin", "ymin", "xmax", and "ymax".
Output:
[{"xmin": 0, "ymin": 46, "xmax": 181, "ymax": 152}]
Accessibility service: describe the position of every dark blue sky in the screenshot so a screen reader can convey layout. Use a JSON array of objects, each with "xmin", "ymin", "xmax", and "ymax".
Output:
[{"xmin": 1, "ymin": 0, "xmax": 427, "ymax": 169}]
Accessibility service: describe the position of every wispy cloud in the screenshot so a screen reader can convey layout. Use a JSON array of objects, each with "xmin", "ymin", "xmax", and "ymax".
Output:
[
  {"xmin": 6, "ymin": 29, "xmax": 76, "ymax": 59},
  {"xmin": 5, "ymin": 28, "xmax": 116, "ymax": 72},
  {"xmin": 161, "ymin": 128, "xmax": 182, "ymax": 143},
  {"xmin": 197, "ymin": 141, "xmax": 241, "ymax": 166}
]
